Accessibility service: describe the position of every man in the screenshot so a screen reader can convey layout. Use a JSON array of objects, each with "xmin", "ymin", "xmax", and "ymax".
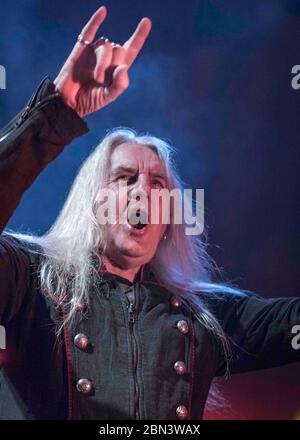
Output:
[{"xmin": 0, "ymin": 6, "xmax": 299, "ymax": 420}]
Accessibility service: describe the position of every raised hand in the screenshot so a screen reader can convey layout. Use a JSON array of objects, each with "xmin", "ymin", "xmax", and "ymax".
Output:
[{"xmin": 53, "ymin": 6, "xmax": 152, "ymax": 117}]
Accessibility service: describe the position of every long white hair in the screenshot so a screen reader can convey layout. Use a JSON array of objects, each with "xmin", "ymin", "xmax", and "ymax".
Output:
[{"xmin": 5, "ymin": 127, "xmax": 248, "ymax": 385}]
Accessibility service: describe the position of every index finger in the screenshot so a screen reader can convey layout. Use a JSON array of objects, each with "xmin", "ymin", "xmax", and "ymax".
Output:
[
  {"xmin": 70, "ymin": 6, "xmax": 107, "ymax": 62},
  {"xmin": 123, "ymin": 17, "xmax": 152, "ymax": 67},
  {"xmin": 80, "ymin": 5, "xmax": 107, "ymax": 42}
]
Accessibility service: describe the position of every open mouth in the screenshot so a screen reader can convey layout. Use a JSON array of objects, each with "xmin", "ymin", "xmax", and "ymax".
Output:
[{"xmin": 127, "ymin": 209, "xmax": 148, "ymax": 233}]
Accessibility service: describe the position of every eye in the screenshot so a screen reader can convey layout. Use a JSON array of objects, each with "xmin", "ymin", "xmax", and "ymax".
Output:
[
  {"xmin": 152, "ymin": 180, "xmax": 165, "ymax": 189},
  {"xmin": 117, "ymin": 174, "xmax": 131, "ymax": 181},
  {"xmin": 118, "ymin": 175, "xmax": 129, "ymax": 180},
  {"xmin": 117, "ymin": 174, "xmax": 136, "ymax": 185}
]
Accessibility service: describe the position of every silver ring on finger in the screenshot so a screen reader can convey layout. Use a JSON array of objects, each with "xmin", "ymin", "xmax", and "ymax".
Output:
[
  {"xmin": 100, "ymin": 36, "xmax": 110, "ymax": 43},
  {"xmin": 77, "ymin": 34, "xmax": 92, "ymax": 45}
]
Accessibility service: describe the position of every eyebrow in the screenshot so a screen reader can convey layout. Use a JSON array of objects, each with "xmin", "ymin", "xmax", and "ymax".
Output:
[
  {"xmin": 111, "ymin": 166, "xmax": 137, "ymax": 176},
  {"xmin": 111, "ymin": 166, "xmax": 167, "ymax": 181}
]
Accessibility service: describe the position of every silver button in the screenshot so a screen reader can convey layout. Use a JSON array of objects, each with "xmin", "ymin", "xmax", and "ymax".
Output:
[
  {"xmin": 174, "ymin": 360, "xmax": 187, "ymax": 375},
  {"xmin": 74, "ymin": 333, "xmax": 89, "ymax": 350},
  {"xmin": 170, "ymin": 295, "xmax": 182, "ymax": 308},
  {"xmin": 177, "ymin": 319, "xmax": 189, "ymax": 334},
  {"xmin": 176, "ymin": 405, "xmax": 188, "ymax": 420},
  {"xmin": 76, "ymin": 378, "xmax": 94, "ymax": 395}
]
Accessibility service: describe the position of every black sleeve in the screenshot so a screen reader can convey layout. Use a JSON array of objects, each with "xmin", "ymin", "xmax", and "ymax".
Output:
[
  {"xmin": 206, "ymin": 291, "xmax": 300, "ymax": 376},
  {"xmin": 0, "ymin": 76, "xmax": 89, "ymax": 233},
  {"xmin": 0, "ymin": 76, "xmax": 89, "ymax": 324}
]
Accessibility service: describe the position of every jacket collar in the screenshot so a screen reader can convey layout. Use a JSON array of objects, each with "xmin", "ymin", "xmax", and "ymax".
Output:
[{"xmin": 99, "ymin": 262, "xmax": 156, "ymax": 286}]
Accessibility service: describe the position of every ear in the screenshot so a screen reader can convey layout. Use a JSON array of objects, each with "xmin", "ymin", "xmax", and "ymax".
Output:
[{"xmin": 160, "ymin": 224, "xmax": 169, "ymax": 241}]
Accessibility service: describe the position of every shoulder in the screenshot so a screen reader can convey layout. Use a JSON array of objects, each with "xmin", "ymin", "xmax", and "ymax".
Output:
[
  {"xmin": 0, "ymin": 233, "xmax": 43, "ymax": 263},
  {"xmin": 195, "ymin": 286, "xmax": 261, "ymax": 321},
  {"xmin": 0, "ymin": 234, "xmax": 32, "ymax": 274}
]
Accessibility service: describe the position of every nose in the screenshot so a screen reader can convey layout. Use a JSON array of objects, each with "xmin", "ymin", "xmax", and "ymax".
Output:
[{"xmin": 129, "ymin": 174, "xmax": 151, "ymax": 202}]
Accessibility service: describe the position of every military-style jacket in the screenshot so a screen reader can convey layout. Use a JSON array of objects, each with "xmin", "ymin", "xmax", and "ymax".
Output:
[{"xmin": 0, "ymin": 78, "xmax": 300, "ymax": 420}]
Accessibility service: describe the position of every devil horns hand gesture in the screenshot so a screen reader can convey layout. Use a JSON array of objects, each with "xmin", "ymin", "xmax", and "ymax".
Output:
[{"xmin": 53, "ymin": 5, "xmax": 152, "ymax": 117}]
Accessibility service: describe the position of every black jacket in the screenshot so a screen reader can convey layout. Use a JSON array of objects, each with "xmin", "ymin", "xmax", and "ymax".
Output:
[{"xmin": 0, "ymin": 77, "xmax": 300, "ymax": 420}]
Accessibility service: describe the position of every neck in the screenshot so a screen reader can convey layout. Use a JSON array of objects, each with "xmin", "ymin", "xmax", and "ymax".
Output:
[{"xmin": 102, "ymin": 256, "xmax": 141, "ymax": 283}]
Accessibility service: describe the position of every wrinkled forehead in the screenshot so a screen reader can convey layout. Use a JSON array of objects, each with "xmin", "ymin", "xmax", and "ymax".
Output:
[{"xmin": 109, "ymin": 142, "xmax": 167, "ymax": 175}]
